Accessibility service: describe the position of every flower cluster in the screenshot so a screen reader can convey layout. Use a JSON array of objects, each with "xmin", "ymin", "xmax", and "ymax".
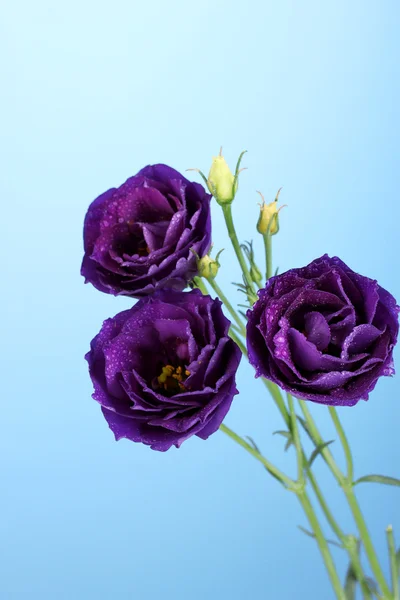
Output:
[{"xmin": 82, "ymin": 159, "xmax": 399, "ymax": 451}]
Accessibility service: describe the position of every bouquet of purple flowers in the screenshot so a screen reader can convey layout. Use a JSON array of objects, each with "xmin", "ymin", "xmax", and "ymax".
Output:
[{"xmin": 81, "ymin": 150, "xmax": 399, "ymax": 600}]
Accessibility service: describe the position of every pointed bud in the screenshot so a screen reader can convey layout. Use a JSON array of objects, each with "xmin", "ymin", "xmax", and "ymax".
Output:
[
  {"xmin": 198, "ymin": 255, "xmax": 220, "ymax": 279},
  {"xmin": 240, "ymin": 240, "xmax": 262, "ymax": 285},
  {"xmin": 192, "ymin": 248, "xmax": 224, "ymax": 280},
  {"xmin": 207, "ymin": 150, "xmax": 237, "ymax": 205},
  {"xmin": 250, "ymin": 264, "xmax": 262, "ymax": 285},
  {"xmin": 256, "ymin": 189, "xmax": 284, "ymax": 236}
]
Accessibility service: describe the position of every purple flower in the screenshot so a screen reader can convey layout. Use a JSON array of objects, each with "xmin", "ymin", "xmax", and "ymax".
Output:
[
  {"xmin": 86, "ymin": 289, "xmax": 242, "ymax": 451},
  {"xmin": 81, "ymin": 165, "xmax": 211, "ymax": 297},
  {"xmin": 246, "ymin": 255, "xmax": 399, "ymax": 406}
]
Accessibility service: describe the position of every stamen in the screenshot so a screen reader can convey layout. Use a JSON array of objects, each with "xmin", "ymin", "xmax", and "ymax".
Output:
[{"xmin": 156, "ymin": 365, "xmax": 190, "ymax": 393}]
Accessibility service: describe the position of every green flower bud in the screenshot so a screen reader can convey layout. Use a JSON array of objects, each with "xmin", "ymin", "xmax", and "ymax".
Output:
[
  {"xmin": 250, "ymin": 263, "xmax": 263, "ymax": 284},
  {"xmin": 207, "ymin": 153, "xmax": 237, "ymax": 205},
  {"xmin": 192, "ymin": 248, "xmax": 224, "ymax": 281},
  {"xmin": 256, "ymin": 189, "xmax": 284, "ymax": 236},
  {"xmin": 197, "ymin": 254, "xmax": 220, "ymax": 280},
  {"xmin": 241, "ymin": 240, "xmax": 263, "ymax": 285}
]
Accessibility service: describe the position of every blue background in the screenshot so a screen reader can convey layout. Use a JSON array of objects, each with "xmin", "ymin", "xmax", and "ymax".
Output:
[{"xmin": 2, "ymin": 1, "xmax": 399, "ymax": 598}]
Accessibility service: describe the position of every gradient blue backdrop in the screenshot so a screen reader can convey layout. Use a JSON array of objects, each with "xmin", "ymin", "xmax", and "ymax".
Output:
[{"xmin": 2, "ymin": 1, "xmax": 399, "ymax": 598}]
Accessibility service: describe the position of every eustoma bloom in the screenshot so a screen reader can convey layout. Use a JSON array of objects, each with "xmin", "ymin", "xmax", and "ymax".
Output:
[
  {"xmin": 86, "ymin": 289, "xmax": 241, "ymax": 451},
  {"xmin": 81, "ymin": 165, "xmax": 211, "ymax": 297},
  {"xmin": 247, "ymin": 255, "xmax": 399, "ymax": 406}
]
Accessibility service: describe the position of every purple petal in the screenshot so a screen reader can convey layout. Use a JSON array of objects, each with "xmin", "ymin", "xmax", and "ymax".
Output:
[
  {"xmin": 304, "ymin": 311, "xmax": 331, "ymax": 350},
  {"xmin": 341, "ymin": 324, "xmax": 384, "ymax": 359}
]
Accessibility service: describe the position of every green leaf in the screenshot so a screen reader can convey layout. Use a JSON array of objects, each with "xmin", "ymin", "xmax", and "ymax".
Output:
[
  {"xmin": 344, "ymin": 563, "xmax": 357, "ymax": 600},
  {"xmin": 284, "ymin": 438, "xmax": 294, "ymax": 452},
  {"xmin": 296, "ymin": 415, "xmax": 316, "ymax": 443},
  {"xmin": 273, "ymin": 430, "xmax": 291, "ymax": 439},
  {"xmin": 232, "ymin": 281, "xmax": 248, "ymax": 291},
  {"xmin": 273, "ymin": 430, "xmax": 293, "ymax": 452},
  {"xmin": 297, "ymin": 526, "xmax": 343, "ymax": 548},
  {"xmin": 308, "ymin": 440, "xmax": 335, "ymax": 467},
  {"xmin": 365, "ymin": 578, "xmax": 378, "ymax": 595},
  {"xmin": 245, "ymin": 436, "xmax": 261, "ymax": 454},
  {"xmin": 274, "ymin": 266, "xmax": 279, "ymax": 276},
  {"xmin": 233, "ymin": 150, "xmax": 247, "ymax": 182},
  {"xmin": 396, "ymin": 547, "xmax": 400, "ymax": 574},
  {"xmin": 353, "ymin": 474, "xmax": 400, "ymax": 487}
]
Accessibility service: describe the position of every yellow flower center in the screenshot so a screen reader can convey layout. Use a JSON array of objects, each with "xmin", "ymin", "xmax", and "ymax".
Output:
[{"xmin": 157, "ymin": 365, "xmax": 190, "ymax": 393}]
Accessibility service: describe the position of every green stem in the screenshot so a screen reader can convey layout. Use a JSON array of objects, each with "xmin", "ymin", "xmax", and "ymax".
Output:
[
  {"xmin": 297, "ymin": 491, "xmax": 346, "ymax": 599},
  {"xmin": 288, "ymin": 393, "xmax": 304, "ymax": 484},
  {"xmin": 343, "ymin": 484, "xmax": 392, "ymax": 598},
  {"xmin": 299, "ymin": 400, "xmax": 392, "ymax": 598},
  {"xmin": 230, "ymin": 323, "xmax": 244, "ymax": 336},
  {"xmin": 307, "ymin": 469, "xmax": 347, "ymax": 543},
  {"xmin": 207, "ymin": 278, "xmax": 246, "ymax": 335},
  {"xmin": 347, "ymin": 539, "xmax": 373, "ymax": 600},
  {"xmin": 387, "ymin": 526, "xmax": 399, "ymax": 600},
  {"xmin": 228, "ymin": 329, "xmax": 247, "ymax": 356},
  {"xmin": 219, "ymin": 423, "xmax": 295, "ymax": 488},
  {"xmin": 221, "ymin": 204, "xmax": 256, "ymax": 297},
  {"xmin": 299, "ymin": 400, "xmax": 343, "ymax": 483},
  {"xmin": 344, "ymin": 489, "xmax": 392, "ymax": 598},
  {"xmin": 329, "ymin": 407, "xmax": 354, "ymax": 482},
  {"xmin": 263, "ymin": 231, "xmax": 273, "ymax": 280},
  {"xmin": 193, "ymin": 276, "xmax": 209, "ymax": 296}
]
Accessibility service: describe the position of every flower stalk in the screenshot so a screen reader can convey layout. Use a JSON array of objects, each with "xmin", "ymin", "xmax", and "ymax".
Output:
[
  {"xmin": 329, "ymin": 407, "xmax": 354, "ymax": 482},
  {"xmin": 221, "ymin": 203, "xmax": 257, "ymax": 302},
  {"xmin": 263, "ymin": 230, "xmax": 273, "ymax": 280},
  {"xmin": 206, "ymin": 278, "xmax": 247, "ymax": 336}
]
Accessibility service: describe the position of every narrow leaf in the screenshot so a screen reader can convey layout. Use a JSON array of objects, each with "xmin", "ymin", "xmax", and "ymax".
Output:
[
  {"xmin": 298, "ymin": 525, "xmax": 316, "ymax": 539},
  {"xmin": 234, "ymin": 150, "xmax": 247, "ymax": 181},
  {"xmin": 272, "ymin": 430, "xmax": 293, "ymax": 451},
  {"xmin": 353, "ymin": 474, "xmax": 400, "ymax": 487},
  {"xmin": 273, "ymin": 430, "xmax": 291, "ymax": 439},
  {"xmin": 296, "ymin": 415, "xmax": 316, "ymax": 442},
  {"xmin": 365, "ymin": 578, "xmax": 379, "ymax": 595},
  {"xmin": 344, "ymin": 564, "xmax": 357, "ymax": 600},
  {"xmin": 297, "ymin": 526, "xmax": 343, "ymax": 548},
  {"xmin": 308, "ymin": 440, "xmax": 335, "ymax": 467},
  {"xmin": 232, "ymin": 281, "xmax": 247, "ymax": 291},
  {"xmin": 284, "ymin": 438, "xmax": 294, "ymax": 452},
  {"xmin": 245, "ymin": 436, "xmax": 261, "ymax": 454}
]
